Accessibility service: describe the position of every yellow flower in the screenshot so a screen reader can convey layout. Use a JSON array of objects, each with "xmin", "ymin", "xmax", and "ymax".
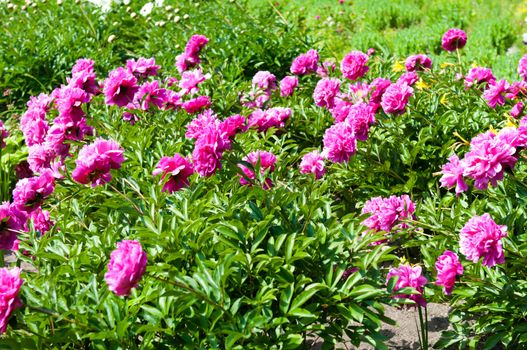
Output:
[
  {"xmin": 505, "ymin": 117, "xmax": 517, "ymax": 128},
  {"xmin": 489, "ymin": 125, "xmax": 497, "ymax": 134},
  {"xmin": 392, "ymin": 61, "xmax": 405, "ymax": 73},
  {"xmin": 440, "ymin": 62, "xmax": 455, "ymax": 69},
  {"xmin": 415, "ymin": 79, "xmax": 430, "ymax": 90},
  {"xmin": 440, "ymin": 93, "xmax": 449, "ymax": 106}
]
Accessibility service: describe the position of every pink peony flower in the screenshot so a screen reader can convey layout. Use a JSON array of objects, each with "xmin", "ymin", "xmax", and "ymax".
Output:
[
  {"xmin": 464, "ymin": 67, "xmax": 495, "ymax": 89},
  {"xmin": 435, "ymin": 250, "xmax": 463, "ymax": 295},
  {"xmin": 405, "ymin": 54, "xmax": 432, "ymax": 72},
  {"xmin": 386, "ymin": 264, "xmax": 427, "ymax": 307},
  {"xmin": 104, "ymin": 240, "xmax": 147, "ymax": 296},
  {"xmin": 329, "ymin": 96, "xmax": 353, "ymax": 122},
  {"xmin": 238, "ymin": 151, "xmax": 277, "ymax": 189},
  {"xmin": 219, "ymin": 114, "xmax": 246, "ymax": 138},
  {"xmin": 483, "ymin": 79, "xmax": 509, "ymax": 108},
  {"xmin": 12, "ymin": 170, "xmax": 55, "ymax": 212},
  {"xmin": 442, "ymin": 28, "xmax": 467, "ymax": 52},
  {"xmin": 299, "ymin": 150, "xmax": 325, "ymax": 179},
  {"xmin": 316, "ymin": 60, "xmax": 336, "ymax": 77},
  {"xmin": 175, "ymin": 35, "xmax": 209, "ymax": 73},
  {"xmin": 192, "ymin": 126, "xmax": 230, "ymax": 177},
  {"xmin": 518, "ymin": 54, "xmax": 527, "ymax": 81},
  {"xmin": 72, "ymin": 139, "xmax": 125, "ymax": 187},
  {"xmin": 134, "ymin": 80, "xmax": 168, "ymax": 110},
  {"xmin": 178, "ymin": 69, "xmax": 210, "ymax": 95},
  {"xmin": 290, "ymin": 49, "xmax": 319, "ymax": 75},
  {"xmin": 247, "ymin": 107, "xmax": 292, "ymax": 132},
  {"xmin": 397, "ymin": 72, "xmax": 419, "ymax": 86},
  {"xmin": 322, "ymin": 122, "xmax": 356, "ymax": 163},
  {"xmin": 506, "ymin": 81, "xmax": 527, "ymax": 100},
  {"xmin": 0, "ymin": 121, "xmax": 7, "ymax": 149},
  {"xmin": 182, "ymin": 96, "xmax": 211, "ymax": 114},
  {"xmin": 103, "ymin": 67, "xmax": 139, "ymax": 107},
  {"xmin": 340, "ymin": 51, "xmax": 369, "ymax": 81},
  {"xmin": 72, "ymin": 58, "xmax": 95, "ymax": 75},
  {"xmin": 459, "ymin": 213, "xmax": 507, "ymax": 267},
  {"xmin": 462, "ymin": 130, "xmax": 517, "ymax": 189},
  {"xmin": 126, "ymin": 57, "xmax": 160, "ymax": 78},
  {"xmin": 20, "ymin": 94, "xmax": 51, "ymax": 147},
  {"xmin": 368, "ymin": 77, "xmax": 391, "ymax": 112},
  {"xmin": 345, "ymin": 102, "xmax": 375, "ymax": 141},
  {"xmin": 313, "ymin": 78, "xmax": 341, "ymax": 108},
  {"xmin": 29, "ymin": 208, "xmax": 53, "ymax": 235},
  {"xmin": 186, "ymin": 109, "xmax": 219, "ymax": 139},
  {"xmin": 440, "ymin": 155, "xmax": 468, "ymax": 195},
  {"xmin": 511, "ymin": 101, "xmax": 524, "ymax": 118},
  {"xmin": 279, "ymin": 76, "xmax": 299, "ymax": 97},
  {"xmin": 0, "ymin": 203, "xmax": 26, "ymax": 251},
  {"xmin": 55, "ymin": 86, "xmax": 91, "ymax": 120},
  {"xmin": 381, "ymin": 83, "xmax": 413, "ymax": 115},
  {"xmin": 0, "ymin": 267, "xmax": 24, "ymax": 333},
  {"xmin": 252, "ymin": 71, "xmax": 277, "ymax": 92},
  {"xmin": 153, "ymin": 154, "xmax": 194, "ymax": 193},
  {"xmin": 361, "ymin": 194, "xmax": 415, "ymax": 233}
]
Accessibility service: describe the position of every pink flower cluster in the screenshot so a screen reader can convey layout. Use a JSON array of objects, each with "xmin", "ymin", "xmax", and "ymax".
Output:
[
  {"xmin": 238, "ymin": 151, "xmax": 277, "ymax": 189},
  {"xmin": 242, "ymin": 71, "xmax": 277, "ymax": 108},
  {"xmin": 340, "ymin": 51, "xmax": 369, "ymax": 81},
  {"xmin": 386, "ymin": 264, "xmax": 427, "ymax": 307},
  {"xmin": 290, "ymin": 49, "xmax": 319, "ymax": 75},
  {"xmin": 0, "ymin": 202, "xmax": 26, "ymax": 251},
  {"xmin": 441, "ymin": 28, "xmax": 467, "ymax": 52},
  {"xmin": 176, "ymin": 34, "xmax": 209, "ymax": 73},
  {"xmin": 247, "ymin": 107, "xmax": 292, "ymax": 132},
  {"xmin": 405, "ymin": 54, "xmax": 432, "ymax": 72},
  {"xmin": 0, "ymin": 267, "xmax": 23, "ymax": 334},
  {"xmin": 299, "ymin": 150, "xmax": 325, "ymax": 179},
  {"xmin": 72, "ymin": 139, "xmax": 125, "ymax": 187},
  {"xmin": 279, "ymin": 76, "xmax": 298, "ymax": 97},
  {"xmin": 459, "ymin": 213, "xmax": 506, "ymax": 267},
  {"xmin": 153, "ymin": 154, "xmax": 194, "ymax": 193},
  {"xmin": 464, "ymin": 67, "xmax": 495, "ymax": 89},
  {"xmin": 12, "ymin": 169, "xmax": 55, "ymax": 212},
  {"xmin": 440, "ymin": 127, "xmax": 520, "ymax": 192},
  {"xmin": 104, "ymin": 240, "xmax": 147, "ymax": 296},
  {"xmin": 381, "ymin": 82, "xmax": 413, "ymax": 115},
  {"xmin": 435, "ymin": 250, "xmax": 463, "ymax": 295},
  {"xmin": 361, "ymin": 194, "xmax": 415, "ymax": 234}
]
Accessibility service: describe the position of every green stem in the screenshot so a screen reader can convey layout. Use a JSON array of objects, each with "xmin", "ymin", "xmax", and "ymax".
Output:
[{"xmin": 0, "ymin": 250, "xmax": 4, "ymax": 267}]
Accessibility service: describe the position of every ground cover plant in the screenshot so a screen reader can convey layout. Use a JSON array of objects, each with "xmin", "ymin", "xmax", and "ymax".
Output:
[{"xmin": 2, "ymin": 0, "xmax": 527, "ymax": 349}]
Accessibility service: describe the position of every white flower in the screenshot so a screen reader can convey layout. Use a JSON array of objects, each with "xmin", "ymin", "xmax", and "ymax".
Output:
[{"xmin": 140, "ymin": 2, "xmax": 154, "ymax": 16}]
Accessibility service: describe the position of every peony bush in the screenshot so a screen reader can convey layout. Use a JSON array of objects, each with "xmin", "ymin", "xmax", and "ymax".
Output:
[{"xmin": 1, "ymin": 1, "xmax": 527, "ymax": 349}]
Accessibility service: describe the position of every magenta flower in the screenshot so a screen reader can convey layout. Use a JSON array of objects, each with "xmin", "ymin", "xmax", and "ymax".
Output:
[
  {"xmin": 511, "ymin": 101, "xmax": 524, "ymax": 118},
  {"xmin": 0, "ymin": 121, "xmax": 7, "ymax": 149},
  {"xmin": 0, "ymin": 203, "xmax": 26, "ymax": 251},
  {"xmin": 72, "ymin": 58, "xmax": 95, "ymax": 75},
  {"xmin": 462, "ymin": 131, "xmax": 516, "ymax": 190},
  {"xmin": 313, "ymin": 78, "xmax": 341, "ymax": 108},
  {"xmin": 0, "ymin": 267, "xmax": 23, "ymax": 334},
  {"xmin": 238, "ymin": 151, "xmax": 277, "ymax": 189},
  {"xmin": 440, "ymin": 155, "xmax": 468, "ymax": 195},
  {"xmin": 103, "ymin": 67, "xmax": 139, "ymax": 107},
  {"xmin": 12, "ymin": 170, "xmax": 55, "ymax": 212},
  {"xmin": 186, "ymin": 110, "xmax": 219, "ymax": 139},
  {"xmin": 316, "ymin": 60, "xmax": 336, "ymax": 77},
  {"xmin": 72, "ymin": 139, "xmax": 125, "ymax": 187},
  {"xmin": 405, "ymin": 54, "xmax": 432, "ymax": 72},
  {"xmin": 252, "ymin": 71, "xmax": 277, "ymax": 92},
  {"xmin": 361, "ymin": 194, "xmax": 415, "ymax": 233},
  {"xmin": 126, "ymin": 57, "xmax": 160, "ymax": 78},
  {"xmin": 219, "ymin": 114, "xmax": 246, "ymax": 139},
  {"xmin": 290, "ymin": 49, "xmax": 319, "ymax": 75},
  {"xmin": 179, "ymin": 69, "xmax": 210, "ymax": 95},
  {"xmin": 29, "ymin": 208, "xmax": 53, "ymax": 235},
  {"xmin": 464, "ymin": 67, "xmax": 495, "ymax": 89},
  {"xmin": 368, "ymin": 77, "xmax": 391, "ymax": 112},
  {"xmin": 441, "ymin": 28, "xmax": 467, "ymax": 52},
  {"xmin": 247, "ymin": 107, "xmax": 292, "ymax": 132},
  {"xmin": 435, "ymin": 250, "xmax": 463, "ymax": 295},
  {"xmin": 175, "ymin": 34, "xmax": 209, "ymax": 73},
  {"xmin": 104, "ymin": 240, "xmax": 147, "ymax": 296},
  {"xmin": 518, "ymin": 54, "xmax": 527, "ymax": 81},
  {"xmin": 299, "ymin": 150, "xmax": 325, "ymax": 179},
  {"xmin": 182, "ymin": 96, "xmax": 211, "ymax": 114},
  {"xmin": 397, "ymin": 72, "xmax": 419, "ymax": 86},
  {"xmin": 345, "ymin": 102, "xmax": 375, "ymax": 141},
  {"xmin": 483, "ymin": 79, "xmax": 509, "ymax": 108},
  {"xmin": 192, "ymin": 126, "xmax": 230, "ymax": 177},
  {"xmin": 153, "ymin": 154, "xmax": 194, "ymax": 193},
  {"xmin": 322, "ymin": 122, "xmax": 356, "ymax": 163},
  {"xmin": 459, "ymin": 213, "xmax": 507, "ymax": 267},
  {"xmin": 55, "ymin": 86, "xmax": 90, "ymax": 120},
  {"xmin": 340, "ymin": 51, "xmax": 369, "ymax": 81},
  {"xmin": 381, "ymin": 83, "xmax": 413, "ymax": 115},
  {"xmin": 134, "ymin": 81, "xmax": 168, "ymax": 110},
  {"xmin": 20, "ymin": 94, "xmax": 51, "ymax": 147},
  {"xmin": 329, "ymin": 97, "xmax": 353, "ymax": 122},
  {"xmin": 386, "ymin": 264, "xmax": 427, "ymax": 307},
  {"xmin": 279, "ymin": 76, "xmax": 299, "ymax": 97}
]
